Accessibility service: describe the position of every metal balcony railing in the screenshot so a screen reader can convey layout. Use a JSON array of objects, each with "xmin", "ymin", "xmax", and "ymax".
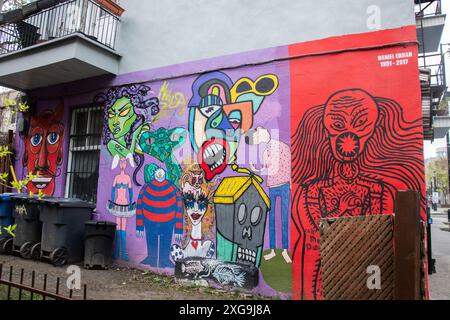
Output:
[
  {"xmin": 0, "ymin": 0, "xmax": 119, "ymax": 56},
  {"xmin": 420, "ymin": 44, "xmax": 448, "ymax": 117},
  {"xmin": 415, "ymin": 0, "xmax": 442, "ymax": 18},
  {"xmin": 419, "ymin": 47, "xmax": 446, "ymax": 89}
]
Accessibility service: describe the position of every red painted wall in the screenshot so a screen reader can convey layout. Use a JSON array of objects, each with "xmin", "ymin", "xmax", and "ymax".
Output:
[{"xmin": 289, "ymin": 26, "xmax": 426, "ymax": 300}]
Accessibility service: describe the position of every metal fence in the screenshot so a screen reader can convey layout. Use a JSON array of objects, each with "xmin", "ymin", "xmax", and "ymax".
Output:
[
  {"xmin": 415, "ymin": 0, "xmax": 442, "ymax": 17},
  {"xmin": 0, "ymin": 264, "xmax": 87, "ymax": 300},
  {"xmin": 0, "ymin": 0, "xmax": 119, "ymax": 55}
]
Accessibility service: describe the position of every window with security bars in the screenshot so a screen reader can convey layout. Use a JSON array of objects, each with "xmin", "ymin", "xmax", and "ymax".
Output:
[{"xmin": 65, "ymin": 106, "xmax": 103, "ymax": 204}]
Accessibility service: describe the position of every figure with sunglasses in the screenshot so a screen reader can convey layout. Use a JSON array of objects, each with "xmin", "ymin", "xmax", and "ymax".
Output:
[
  {"xmin": 188, "ymin": 71, "xmax": 279, "ymax": 181},
  {"xmin": 170, "ymin": 163, "xmax": 215, "ymax": 261}
]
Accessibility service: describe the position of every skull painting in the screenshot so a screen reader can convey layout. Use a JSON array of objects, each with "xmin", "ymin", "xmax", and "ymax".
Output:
[{"xmin": 213, "ymin": 176, "xmax": 270, "ymax": 267}]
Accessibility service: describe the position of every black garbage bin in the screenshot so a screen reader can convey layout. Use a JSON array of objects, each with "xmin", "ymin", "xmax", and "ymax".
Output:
[
  {"xmin": 10, "ymin": 194, "xmax": 42, "ymax": 259},
  {"xmin": 38, "ymin": 197, "xmax": 95, "ymax": 266},
  {"xmin": 84, "ymin": 221, "xmax": 116, "ymax": 269},
  {"xmin": 0, "ymin": 193, "xmax": 16, "ymax": 254}
]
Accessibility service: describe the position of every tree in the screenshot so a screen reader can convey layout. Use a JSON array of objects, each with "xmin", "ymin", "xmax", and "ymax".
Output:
[
  {"xmin": 0, "ymin": 0, "xmax": 34, "ymax": 13},
  {"xmin": 426, "ymin": 156, "xmax": 449, "ymax": 205}
]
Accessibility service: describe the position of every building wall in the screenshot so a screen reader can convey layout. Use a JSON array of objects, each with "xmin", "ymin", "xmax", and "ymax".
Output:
[
  {"xmin": 116, "ymin": 0, "xmax": 415, "ymax": 74},
  {"xmin": 14, "ymin": 24, "xmax": 425, "ymax": 299}
]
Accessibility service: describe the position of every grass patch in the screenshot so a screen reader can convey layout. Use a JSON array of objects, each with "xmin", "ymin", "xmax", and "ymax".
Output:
[
  {"xmin": 260, "ymin": 249, "xmax": 292, "ymax": 293},
  {"xmin": 0, "ymin": 284, "xmax": 45, "ymax": 300}
]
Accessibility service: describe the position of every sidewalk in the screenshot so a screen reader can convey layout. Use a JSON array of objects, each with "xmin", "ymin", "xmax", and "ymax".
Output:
[{"xmin": 428, "ymin": 214, "xmax": 450, "ymax": 300}]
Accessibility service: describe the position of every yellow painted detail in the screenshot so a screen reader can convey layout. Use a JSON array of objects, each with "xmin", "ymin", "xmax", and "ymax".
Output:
[{"xmin": 213, "ymin": 176, "xmax": 271, "ymax": 209}]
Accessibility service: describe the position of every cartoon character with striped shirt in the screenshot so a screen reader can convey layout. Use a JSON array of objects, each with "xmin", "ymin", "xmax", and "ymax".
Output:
[{"xmin": 136, "ymin": 165, "xmax": 183, "ymax": 268}]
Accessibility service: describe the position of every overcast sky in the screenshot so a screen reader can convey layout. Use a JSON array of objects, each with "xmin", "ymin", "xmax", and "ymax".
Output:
[{"xmin": 423, "ymin": 0, "xmax": 450, "ymax": 159}]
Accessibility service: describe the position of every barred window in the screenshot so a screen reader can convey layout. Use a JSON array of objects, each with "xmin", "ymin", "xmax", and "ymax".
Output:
[{"xmin": 65, "ymin": 106, "xmax": 103, "ymax": 204}]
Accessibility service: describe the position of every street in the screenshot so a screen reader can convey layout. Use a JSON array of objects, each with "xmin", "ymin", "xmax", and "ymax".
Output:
[{"xmin": 428, "ymin": 211, "xmax": 450, "ymax": 300}]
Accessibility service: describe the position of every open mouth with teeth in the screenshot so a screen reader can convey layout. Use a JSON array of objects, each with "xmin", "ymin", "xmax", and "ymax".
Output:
[
  {"xmin": 237, "ymin": 246, "xmax": 257, "ymax": 264},
  {"xmin": 198, "ymin": 139, "xmax": 229, "ymax": 181},
  {"xmin": 31, "ymin": 177, "xmax": 52, "ymax": 190}
]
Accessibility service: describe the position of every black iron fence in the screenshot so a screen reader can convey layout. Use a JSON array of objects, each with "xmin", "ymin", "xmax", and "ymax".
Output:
[
  {"xmin": 0, "ymin": 263, "xmax": 87, "ymax": 300},
  {"xmin": 0, "ymin": 0, "xmax": 119, "ymax": 55}
]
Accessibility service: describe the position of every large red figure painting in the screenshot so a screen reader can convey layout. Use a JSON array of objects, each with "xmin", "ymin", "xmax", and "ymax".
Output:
[
  {"xmin": 289, "ymin": 27, "xmax": 426, "ymax": 300},
  {"xmin": 23, "ymin": 106, "xmax": 64, "ymax": 196}
]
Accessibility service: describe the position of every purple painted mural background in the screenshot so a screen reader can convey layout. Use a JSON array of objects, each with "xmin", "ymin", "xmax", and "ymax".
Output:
[{"xmin": 13, "ymin": 45, "xmax": 293, "ymax": 298}]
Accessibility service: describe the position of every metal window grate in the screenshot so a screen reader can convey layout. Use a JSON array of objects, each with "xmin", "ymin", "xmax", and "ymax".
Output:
[{"xmin": 65, "ymin": 106, "xmax": 103, "ymax": 204}]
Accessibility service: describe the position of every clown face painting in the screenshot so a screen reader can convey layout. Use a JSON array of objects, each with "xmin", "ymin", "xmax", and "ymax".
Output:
[{"xmin": 23, "ymin": 107, "xmax": 64, "ymax": 196}]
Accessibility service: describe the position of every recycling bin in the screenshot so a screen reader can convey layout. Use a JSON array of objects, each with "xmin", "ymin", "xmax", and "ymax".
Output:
[
  {"xmin": 38, "ymin": 197, "xmax": 95, "ymax": 266},
  {"xmin": 0, "ymin": 193, "xmax": 16, "ymax": 254},
  {"xmin": 84, "ymin": 221, "xmax": 116, "ymax": 269},
  {"xmin": 10, "ymin": 194, "xmax": 42, "ymax": 259}
]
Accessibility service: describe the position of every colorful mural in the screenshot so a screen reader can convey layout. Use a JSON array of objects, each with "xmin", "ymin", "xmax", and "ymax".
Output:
[
  {"xmin": 289, "ymin": 30, "xmax": 425, "ymax": 299},
  {"xmin": 170, "ymin": 161, "xmax": 216, "ymax": 261},
  {"xmin": 22, "ymin": 105, "xmax": 64, "ymax": 196},
  {"xmin": 109, "ymin": 157, "xmax": 135, "ymax": 261},
  {"xmin": 16, "ymin": 25, "xmax": 426, "ymax": 299},
  {"xmin": 188, "ymin": 72, "xmax": 279, "ymax": 181},
  {"xmin": 136, "ymin": 166, "xmax": 183, "ymax": 268},
  {"xmin": 95, "ymin": 85, "xmax": 160, "ymax": 185},
  {"xmin": 246, "ymin": 126, "xmax": 292, "ymax": 263}
]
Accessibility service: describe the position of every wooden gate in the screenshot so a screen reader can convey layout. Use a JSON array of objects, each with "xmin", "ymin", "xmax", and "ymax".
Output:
[
  {"xmin": 320, "ymin": 191, "xmax": 426, "ymax": 300},
  {"xmin": 320, "ymin": 215, "xmax": 394, "ymax": 300}
]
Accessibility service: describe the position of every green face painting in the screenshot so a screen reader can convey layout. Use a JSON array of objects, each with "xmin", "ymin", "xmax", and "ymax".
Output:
[{"xmin": 107, "ymin": 97, "xmax": 138, "ymax": 140}]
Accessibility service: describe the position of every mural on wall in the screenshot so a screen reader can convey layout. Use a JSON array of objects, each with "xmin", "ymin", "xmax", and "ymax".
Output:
[
  {"xmin": 138, "ymin": 127, "xmax": 187, "ymax": 184},
  {"xmin": 22, "ymin": 105, "xmax": 64, "ymax": 196},
  {"xmin": 155, "ymin": 81, "xmax": 187, "ymax": 123},
  {"xmin": 95, "ymin": 85, "xmax": 160, "ymax": 185},
  {"xmin": 246, "ymin": 126, "xmax": 292, "ymax": 263},
  {"xmin": 291, "ymin": 88, "xmax": 425, "ymax": 299},
  {"xmin": 188, "ymin": 71, "xmax": 279, "ymax": 181},
  {"xmin": 136, "ymin": 166, "xmax": 184, "ymax": 268},
  {"xmin": 175, "ymin": 257, "xmax": 259, "ymax": 289},
  {"xmin": 109, "ymin": 158, "xmax": 135, "ymax": 261},
  {"xmin": 96, "ymin": 85, "xmax": 160, "ymax": 261},
  {"xmin": 94, "ymin": 70, "xmax": 290, "ymax": 294},
  {"xmin": 170, "ymin": 161, "xmax": 216, "ymax": 262},
  {"xmin": 214, "ymin": 165, "xmax": 270, "ymax": 268}
]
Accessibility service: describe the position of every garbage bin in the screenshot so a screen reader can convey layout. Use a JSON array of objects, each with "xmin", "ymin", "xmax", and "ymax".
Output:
[
  {"xmin": 0, "ymin": 193, "xmax": 16, "ymax": 253},
  {"xmin": 84, "ymin": 221, "xmax": 116, "ymax": 269},
  {"xmin": 38, "ymin": 197, "xmax": 95, "ymax": 266},
  {"xmin": 10, "ymin": 194, "xmax": 42, "ymax": 259}
]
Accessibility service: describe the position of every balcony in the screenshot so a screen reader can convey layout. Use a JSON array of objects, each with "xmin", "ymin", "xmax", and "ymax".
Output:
[
  {"xmin": 0, "ymin": 0, "xmax": 121, "ymax": 91},
  {"xmin": 425, "ymin": 44, "xmax": 449, "ymax": 140},
  {"xmin": 415, "ymin": 0, "xmax": 446, "ymax": 54}
]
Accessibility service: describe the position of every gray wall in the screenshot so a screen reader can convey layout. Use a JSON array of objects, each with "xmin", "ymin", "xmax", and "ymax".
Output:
[{"xmin": 116, "ymin": 0, "xmax": 415, "ymax": 74}]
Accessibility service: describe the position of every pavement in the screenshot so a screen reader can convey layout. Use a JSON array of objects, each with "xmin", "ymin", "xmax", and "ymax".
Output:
[{"xmin": 428, "ymin": 207, "xmax": 450, "ymax": 300}]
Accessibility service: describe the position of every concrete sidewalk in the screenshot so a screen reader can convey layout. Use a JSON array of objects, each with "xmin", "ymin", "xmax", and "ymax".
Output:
[{"xmin": 428, "ymin": 214, "xmax": 450, "ymax": 300}]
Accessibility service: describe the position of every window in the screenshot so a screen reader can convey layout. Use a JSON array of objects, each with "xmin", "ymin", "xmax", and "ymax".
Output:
[
  {"xmin": 9, "ymin": 110, "xmax": 16, "ymax": 125},
  {"xmin": 65, "ymin": 106, "xmax": 103, "ymax": 204}
]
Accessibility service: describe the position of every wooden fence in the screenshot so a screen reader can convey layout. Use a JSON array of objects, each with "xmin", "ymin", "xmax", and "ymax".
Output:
[{"xmin": 320, "ymin": 191, "xmax": 426, "ymax": 300}]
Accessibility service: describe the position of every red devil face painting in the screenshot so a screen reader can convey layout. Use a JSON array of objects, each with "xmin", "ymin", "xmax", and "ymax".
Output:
[
  {"xmin": 323, "ymin": 90, "xmax": 379, "ymax": 163},
  {"xmin": 23, "ymin": 108, "xmax": 64, "ymax": 196}
]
